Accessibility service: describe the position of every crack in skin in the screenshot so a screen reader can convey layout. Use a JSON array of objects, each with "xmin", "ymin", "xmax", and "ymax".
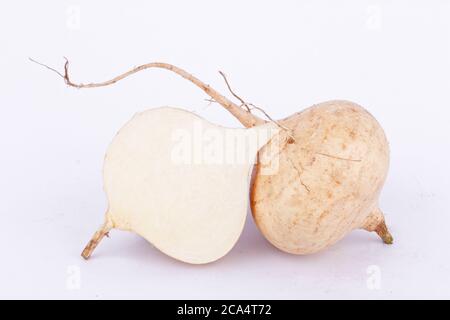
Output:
[
  {"xmin": 287, "ymin": 157, "xmax": 311, "ymax": 193},
  {"xmin": 258, "ymin": 133, "xmax": 292, "ymax": 170},
  {"xmin": 315, "ymin": 152, "xmax": 362, "ymax": 162},
  {"xmin": 252, "ymin": 139, "xmax": 305, "ymax": 206}
]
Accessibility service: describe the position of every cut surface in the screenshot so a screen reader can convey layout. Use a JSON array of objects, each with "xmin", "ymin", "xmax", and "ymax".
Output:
[{"xmin": 103, "ymin": 107, "xmax": 276, "ymax": 264}]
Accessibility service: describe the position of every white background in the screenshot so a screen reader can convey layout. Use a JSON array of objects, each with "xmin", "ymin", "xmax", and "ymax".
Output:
[{"xmin": 1, "ymin": 0, "xmax": 449, "ymax": 299}]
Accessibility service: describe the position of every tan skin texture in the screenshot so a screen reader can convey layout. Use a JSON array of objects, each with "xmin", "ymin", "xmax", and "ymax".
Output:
[
  {"xmin": 34, "ymin": 59, "xmax": 392, "ymax": 256},
  {"xmin": 251, "ymin": 100, "xmax": 391, "ymax": 254}
]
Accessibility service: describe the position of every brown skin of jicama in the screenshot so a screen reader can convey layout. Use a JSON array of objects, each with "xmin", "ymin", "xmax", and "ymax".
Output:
[
  {"xmin": 250, "ymin": 100, "xmax": 392, "ymax": 254},
  {"xmin": 34, "ymin": 59, "xmax": 392, "ymax": 256}
]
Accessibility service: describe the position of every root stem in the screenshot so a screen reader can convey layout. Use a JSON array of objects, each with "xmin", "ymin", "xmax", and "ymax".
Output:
[
  {"xmin": 29, "ymin": 57, "xmax": 264, "ymax": 128},
  {"xmin": 375, "ymin": 220, "xmax": 394, "ymax": 245},
  {"xmin": 81, "ymin": 220, "xmax": 112, "ymax": 260}
]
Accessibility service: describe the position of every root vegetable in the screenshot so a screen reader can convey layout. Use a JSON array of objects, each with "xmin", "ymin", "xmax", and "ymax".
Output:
[
  {"xmin": 36, "ymin": 59, "xmax": 393, "ymax": 255},
  {"xmin": 82, "ymin": 107, "xmax": 276, "ymax": 264},
  {"xmin": 249, "ymin": 100, "xmax": 392, "ymax": 254}
]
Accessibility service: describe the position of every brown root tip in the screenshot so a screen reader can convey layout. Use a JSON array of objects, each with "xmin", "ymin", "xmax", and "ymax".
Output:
[
  {"xmin": 81, "ymin": 222, "xmax": 112, "ymax": 260},
  {"xmin": 375, "ymin": 221, "xmax": 394, "ymax": 245}
]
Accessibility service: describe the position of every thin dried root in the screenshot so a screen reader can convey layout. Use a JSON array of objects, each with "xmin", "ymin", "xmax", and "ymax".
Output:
[
  {"xmin": 374, "ymin": 220, "xmax": 394, "ymax": 245},
  {"xmin": 218, "ymin": 71, "xmax": 252, "ymax": 112},
  {"xmin": 218, "ymin": 71, "xmax": 296, "ymax": 142},
  {"xmin": 31, "ymin": 57, "xmax": 292, "ymax": 142},
  {"xmin": 29, "ymin": 57, "xmax": 264, "ymax": 128},
  {"xmin": 81, "ymin": 221, "xmax": 112, "ymax": 260}
]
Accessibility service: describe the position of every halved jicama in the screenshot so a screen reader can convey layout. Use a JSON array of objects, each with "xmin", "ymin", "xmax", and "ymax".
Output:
[
  {"xmin": 32, "ymin": 58, "xmax": 394, "ymax": 259},
  {"xmin": 82, "ymin": 107, "xmax": 277, "ymax": 264}
]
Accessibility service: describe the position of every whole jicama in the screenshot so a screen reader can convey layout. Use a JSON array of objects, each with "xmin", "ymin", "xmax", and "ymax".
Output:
[
  {"xmin": 40, "ymin": 59, "xmax": 393, "ymax": 255},
  {"xmin": 248, "ymin": 100, "xmax": 392, "ymax": 254}
]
